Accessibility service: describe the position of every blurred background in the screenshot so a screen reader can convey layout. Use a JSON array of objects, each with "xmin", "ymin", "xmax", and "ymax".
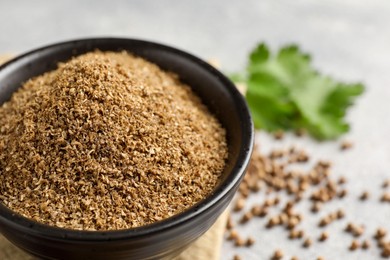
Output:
[
  {"xmin": 1, "ymin": 1, "xmax": 390, "ymax": 259},
  {"xmin": 0, "ymin": 0, "xmax": 388, "ymax": 75}
]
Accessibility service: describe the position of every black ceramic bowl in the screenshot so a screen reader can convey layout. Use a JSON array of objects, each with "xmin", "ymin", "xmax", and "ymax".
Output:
[{"xmin": 0, "ymin": 38, "xmax": 253, "ymax": 260}]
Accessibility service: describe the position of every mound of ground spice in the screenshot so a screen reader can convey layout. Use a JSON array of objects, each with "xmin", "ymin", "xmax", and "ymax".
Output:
[{"xmin": 0, "ymin": 51, "xmax": 228, "ymax": 230}]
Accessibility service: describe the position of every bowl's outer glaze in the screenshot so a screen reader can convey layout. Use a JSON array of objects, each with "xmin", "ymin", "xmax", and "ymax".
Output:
[{"xmin": 0, "ymin": 38, "xmax": 253, "ymax": 260}]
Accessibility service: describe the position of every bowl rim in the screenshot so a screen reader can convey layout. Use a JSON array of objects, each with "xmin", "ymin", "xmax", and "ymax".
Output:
[{"xmin": 0, "ymin": 37, "xmax": 254, "ymax": 241}]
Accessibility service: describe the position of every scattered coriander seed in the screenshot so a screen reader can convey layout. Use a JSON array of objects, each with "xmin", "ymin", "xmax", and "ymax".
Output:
[
  {"xmin": 235, "ymin": 237, "xmax": 246, "ymax": 247},
  {"xmin": 279, "ymin": 213, "xmax": 289, "ymax": 224},
  {"xmin": 233, "ymin": 255, "xmax": 241, "ymax": 260},
  {"xmin": 318, "ymin": 217, "xmax": 331, "ymax": 227},
  {"xmin": 349, "ymin": 240, "xmax": 360, "ymax": 251},
  {"xmin": 227, "ymin": 230, "xmax": 239, "ymax": 241},
  {"xmin": 352, "ymin": 225, "xmax": 365, "ymax": 237},
  {"xmin": 345, "ymin": 223, "xmax": 354, "ymax": 232},
  {"xmin": 289, "ymin": 229, "xmax": 304, "ymax": 240},
  {"xmin": 270, "ymin": 149, "xmax": 285, "ymax": 159},
  {"xmin": 266, "ymin": 216, "xmax": 280, "ymax": 228},
  {"xmin": 291, "ymin": 256, "xmax": 299, "ymax": 260},
  {"xmin": 273, "ymin": 130, "xmax": 285, "ymax": 140},
  {"xmin": 259, "ymin": 207, "xmax": 269, "ymax": 218},
  {"xmin": 383, "ymin": 180, "xmax": 390, "ymax": 189},
  {"xmin": 359, "ymin": 191, "xmax": 370, "ymax": 201},
  {"xmin": 250, "ymin": 182, "xmax": 262, "ymax": 192},
  {"xmin": 295, "ymin": 193, "xmax": 303, "ymax": 203},
  {"xmin": 295, "ymin": 213, "xmax": 303, "ymax": 222},
  {"xmin": 329, "ymin": 212, "xmax": 338, "ymax": 221},
  {"xmin": 303, "ymin": 238, "xmax": 312, "ymax": 248},
  {"xmin": 318, "ymin": 232, "xmax": 329, "ymax": 242},
  {"xmin": 264, "ymin": 198, "xmax": 275, "ymax": 207},
  {"xmin": 362, "ymin": 240, "xmax": 370, "ymax": 249},
  {"xmin": 381, "ymin": 193, "xmax": 390, "ymax": 202},
  {"xmin": 375, "ymin": 228, "xmax": 387, "ymax": 239},
  {"xmin": 318, "ymin": 160, "xmax": 332, "ymax": 168},
  {"xmin": 272, "ymin": 249, "xmax": 284, "ymax": 260},
  {"xmin": 296, "ymin": 151, "xmax": 309, "ymax": 163},
  {"xmin": 336, "ymin": 209, "xmax": 345, "ymax": 219},
  {"xmin": 240, "ymin": 187, "xmax": 250, "ymax": 198},
  {"xmin": 226, "ymin": 216, "xmax": 235, "ymax": 230},
  {"xmin": 345, "ymin": 223, "xmax": 365, "ymax": 237},
  {"xmin": 234, "ymin": 198, "xmax": 246, "ymax": 212},
  {"xmin": 246, "ymin": 237, "xmax": 255, "ymax": 247},
  {"xmin": 251, "ymin": 205, "xmax": 262, "ymax": 216},
  {"xmin": 311, "ymin": 202, "xmax": 321, "ymax": 213},
  {"xmin": 384, "ymin": 242, "xmax": 390, "ymax": 255},
  {"xmin": 338, "ymin": 176, "xmax": 347, "ymax": 185},
  {"xmin": 317, "ymin": 257, "xmax": 325, "ymax": 260},
  {"xmin": 378, "ymin": 238, "xmax": 386, "ymax": 248},
  {"xmin": 287, "ymin": 217, "xmax": 299, "ymax": 230},
  {"xmin": 299, "ymin": 181, "xmax": 309, "ymax": 192},
  {"xmin": 383, "ymin": 245, "xmax": 390, "ymax": 258},
  {"xmin": 382, "ymin": 248, "xmax": 390, "ymax": 258},
  {"xmin": 289, "ymin": 230, "xmax": 299, "ymax": 240},
  {"xmin": 380, "ymin": 242, "xmax": 390, "ymax": 257},
  {"xmin": 288, "ymin": 156, "xmax": 298, "ymax": 164},
  {"xmin": 289, "ymin": 146, "xmax": 297, "ymax": 154},
  {"xmin": 340, "ymin": 140, "xmax": 353, "ymax": 150},
  {"xmin": 338, "ymin": 189, "xmax": 348, "ymax": 198},
  {"xmin": 240, "ymin": 212, "xmax": 253, "ymax": 224},
  {"xmin": 284, "ymin": 201, "xmax": 294, "ymax": 212},
  {"xmin": 226, "ymin": 136, "xmax": 388, "ymax": 259}
]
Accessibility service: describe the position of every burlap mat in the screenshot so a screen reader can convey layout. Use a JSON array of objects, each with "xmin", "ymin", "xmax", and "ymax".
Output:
[{"xmin": 0, "ymin": 54, "xmax": 227, "ymax": 260}]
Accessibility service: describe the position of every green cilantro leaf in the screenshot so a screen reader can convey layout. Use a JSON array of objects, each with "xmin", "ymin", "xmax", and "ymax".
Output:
[{"xmin": 232, "ymin": 43, "xmax": 364, "ymax": 140}]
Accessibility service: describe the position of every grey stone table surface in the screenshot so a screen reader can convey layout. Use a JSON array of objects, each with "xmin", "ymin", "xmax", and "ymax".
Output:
[{"xmin": 1, "ymin": 0, "xmax": 390, "ymax": 259}]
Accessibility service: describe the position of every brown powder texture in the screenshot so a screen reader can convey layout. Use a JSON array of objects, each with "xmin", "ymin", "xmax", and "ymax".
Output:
[{"xmin": 0, "ymin": 51, "xmax": 228, "ymax": 230}]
